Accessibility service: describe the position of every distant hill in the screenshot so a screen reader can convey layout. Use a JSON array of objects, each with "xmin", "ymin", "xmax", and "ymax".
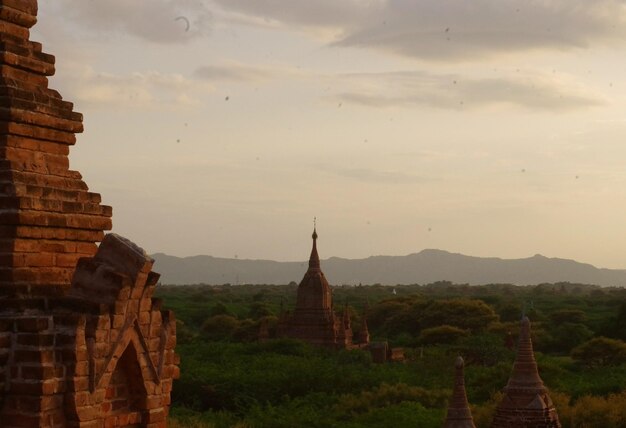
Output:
[{"xmin": 150, "ymin": 249, "xmax": 626, "ymax": 287}]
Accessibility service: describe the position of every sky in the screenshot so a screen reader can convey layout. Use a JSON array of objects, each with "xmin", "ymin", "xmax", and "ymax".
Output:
[{"xmin": 32, "ymin": 0, "xmax": 626, "ymax": 268}]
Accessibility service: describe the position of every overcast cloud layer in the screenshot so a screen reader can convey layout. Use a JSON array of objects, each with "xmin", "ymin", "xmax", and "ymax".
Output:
[
  {"xmin": 56, "ymin": 0, "xmax": 212, "ymax": 43},
  {"xmin": 337, "ymin": 71, "xmax": 604, "ymax": 110},
  {"xmin": 32, "ymin": 1, "xmax": 626, "ymax": 269},
  {"xmin": 213, "ymin": 0, "xmax": 626, "ymax": 59}
]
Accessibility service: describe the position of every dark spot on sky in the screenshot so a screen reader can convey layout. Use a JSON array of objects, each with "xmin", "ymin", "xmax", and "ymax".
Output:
[
  {"xmin": 225, "ymin": 96, "xmax": 230, "ymax": 101},
  {"xmin": 175, "ymin": 16, "xmax": 190, "ymax": 32}
]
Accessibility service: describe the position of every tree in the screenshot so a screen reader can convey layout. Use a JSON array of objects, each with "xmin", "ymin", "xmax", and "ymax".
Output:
[
  {"xmin": 210, "ymin": 302, "xmax": 234, "ymax": 317},
  {"xmin": 418, "ymin": 325, "xmax": 469, "ymax": 345},
  {"xmin": 419, "ymin": 299, "xmax": 498, "ymax": 332},
  {"xmin": 549, "ymin": 309, "xmax": 587, "ymax": 326},
  {"xmin": 571, "ymin": 337, "xmax": 626, "ymax": 367},
  {"xmin": 547, "ymin": 322, "xmax": 593, "ymax": 354},
  {"xmin": 201, "ymin": 315, "xmax": 239, "ymax": 341},
  {"xmin": 248, "ymin": 301, "xmax": 274, "ymax": 319}
]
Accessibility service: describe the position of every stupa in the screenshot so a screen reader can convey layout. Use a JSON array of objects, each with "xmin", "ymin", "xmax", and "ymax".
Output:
[
  {"xmin": 490, "ymin": 317, "xmax": 561, "ymax": 428},
  {"xmin": 443, "ymin": 356, "xmax": 476, "ymax": 428}
]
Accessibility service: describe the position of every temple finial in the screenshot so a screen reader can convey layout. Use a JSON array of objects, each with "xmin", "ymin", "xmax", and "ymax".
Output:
[{"xmin": 309, "ymin": 220, "xmax": 320, "ymax": 269}]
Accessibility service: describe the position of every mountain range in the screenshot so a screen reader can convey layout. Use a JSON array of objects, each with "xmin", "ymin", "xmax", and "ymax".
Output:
[{"xmin": 150, "ymin": 249, "xmax": 626, "ymax": 287}]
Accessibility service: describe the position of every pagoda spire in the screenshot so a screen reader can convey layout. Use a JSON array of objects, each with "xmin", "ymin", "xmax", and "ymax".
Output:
[
  {"xmin": 507, "ymin": 316, "xmax": 543, "ymax": 389},
  {"xmin": 490, "ymin": 317, "xmax": 561, "ymax": 428},
  {"xmin": 443, "ymin": 356, "xmax": 476, "ymax": 428},
  {"xmin": 309, "ymin": 218, "xmax": 320, "ymax": 270}
]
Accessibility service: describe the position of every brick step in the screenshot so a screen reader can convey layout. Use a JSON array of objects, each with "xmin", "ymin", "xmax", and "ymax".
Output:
[
  {"xmin": 1, "ymin": 1, "xmax": 38, "ymax": 16},
  {"xmin": 0, "ymin": 169, "xmax": 90, "ymax": 192},
  {"xmin": 0, "ymin": 5, "xmax": 37, "ymax": 29},
  {"xmin": 0, "ymin": 238, "xmax": 97, "ymax": 254},
  {"xmin": 0, "ymin": 120, "xmax": 75, "ymax": 145},
  {"xmin": 0, "ymin": 87, "xmax": 80, "ymax": 121},
  {"xmin": 1, "ymin": 146, "xmax": 70, "ymax": 175},
  {"xmin": 1, "ymin": 184, "xmax": 103, "ymax": 205},
  {"xmin": 0, "ymin": 73, "xmax": 65, "ymax": 104},
  {"xmin": 0, "ymin": 196, "xmax": 110, "ymax": 216},
  {"xmin": 0, "ymin": 60, "xmax": 48, "ymax": 87},
  {"xmin": 0, "ymin": 266, "xmax": 74, "ymax": 285},
  {"xmin": 0, "ymin": 106, "xmax": 82, "ymax": 133},
  {"xmin": 0, "ymin": 225, "xmax": 104, "ymax": 242},
  {"xmin": 0, "ymin": 15, "xmax": 29, "ymax": 40},
  {"xmin": 0, "ymin": 210, "xmax": 112, "ymax": 230},
  {"xmin": 0, "ymin": 44, "xmax": 55, "ymax": 76},
  {"xmin": 0, "ymin": 251, "xmax": 92, "ymax": 268},
  {"xmin": 1, "ymin": 135, "xmax": 71, "ymax": 156}
]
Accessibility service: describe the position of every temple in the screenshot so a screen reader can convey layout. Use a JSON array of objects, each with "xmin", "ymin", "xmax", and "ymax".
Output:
[
  {"xmin": 443, "ymin": 356, "xmax": 475, "ymax": 428},
  {"xmin": 0, "ymin": 1, "xmax": 179, "ymax": 426},
  {"xmin": 276, "ymin": 227, "xmax": 368, "ymax": 349},
  {"xmin": 490, "ymin": 317, "xmax": 561, "ymax": 427}
]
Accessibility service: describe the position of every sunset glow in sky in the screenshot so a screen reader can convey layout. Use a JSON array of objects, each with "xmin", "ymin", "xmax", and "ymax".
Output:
[{"xmin": 34, "ymin": 1, "xmax": 626, "ymax": 268}]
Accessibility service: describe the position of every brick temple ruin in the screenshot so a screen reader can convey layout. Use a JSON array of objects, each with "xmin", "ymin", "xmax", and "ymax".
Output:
[
  {"xmin": 443, "ymin": 317, "xmax": 561, "ymax": 428},
  {"xmin": 0, "ymin": 1, "xmax": 179, "ymax": 426}
]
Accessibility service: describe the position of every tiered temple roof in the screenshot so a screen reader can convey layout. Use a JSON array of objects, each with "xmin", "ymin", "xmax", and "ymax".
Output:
[
  {"xmin": 0, "ymin": 0, "xmax": 112, "ymax": 292},
  {"xmin": 490, "ymin": 317, "xmax": 561, "ymax": 428}
]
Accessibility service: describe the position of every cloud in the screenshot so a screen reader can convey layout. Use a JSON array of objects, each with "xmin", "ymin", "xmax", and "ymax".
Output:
[
  {"xmin": 335, "ymin": 70, "xmax": 604, "ymax": 111},
  {"xmin": 193, "ymin": 62, "xmax": 303, "ymax": 82},
  {"xmin": 55, "ymin": 0, "xmax": 212, "ymax": 43},
  {"xmin": 53, "ymin": 63, "xmax": 213, "ymax": 109},
  {"xmin": 212, "ymin": 0, "xmax": 626, "ymax": 60},
  {"xmin": 318, "ymin": 165, "xmax": 428, "ymax": 184},
  {"xmin": 211, "ymin": 0, "xmax": 382, "ymax": 30}
]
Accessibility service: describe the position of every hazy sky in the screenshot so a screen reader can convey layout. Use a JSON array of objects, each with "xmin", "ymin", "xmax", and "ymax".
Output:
[{"xmin": 33, "ymin": 1, "xmax": 626, "ymax": 268}]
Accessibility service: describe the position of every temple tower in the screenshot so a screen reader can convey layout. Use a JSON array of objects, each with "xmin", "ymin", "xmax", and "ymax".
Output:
[
  {"xmin": 278, "ymin": 227, "xmax": 354, "ymax": 348},
  {"xmin": 0, "ymin": 3, "xmax": 179, "ymax": 426},
  {"xmin": 491, "ymin": 317, "xmax": 561, "ymax": 428},
  {"xmin": 0, "ymin": 0, "xmax": 112, "ymax": 292},
  {"xmin": 443, "ymin": 356, "xmax": 476, "ymax": 428}
]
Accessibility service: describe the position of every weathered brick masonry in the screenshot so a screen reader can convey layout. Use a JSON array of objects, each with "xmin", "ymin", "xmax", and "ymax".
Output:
[{"xmin": 0, "ymin": 1, "xmax": 179, "ymax": 426}]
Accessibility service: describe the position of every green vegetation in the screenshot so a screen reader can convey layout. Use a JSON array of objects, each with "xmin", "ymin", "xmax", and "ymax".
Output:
[{"xmin": 156, "ymin": 282, "xmax": 626, "ymax": 427}]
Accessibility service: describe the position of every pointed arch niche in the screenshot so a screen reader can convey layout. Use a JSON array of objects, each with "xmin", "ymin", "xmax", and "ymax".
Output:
[{"xmin": 101, "ymin": 342, "xmax": 147, "ymax": 424}]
